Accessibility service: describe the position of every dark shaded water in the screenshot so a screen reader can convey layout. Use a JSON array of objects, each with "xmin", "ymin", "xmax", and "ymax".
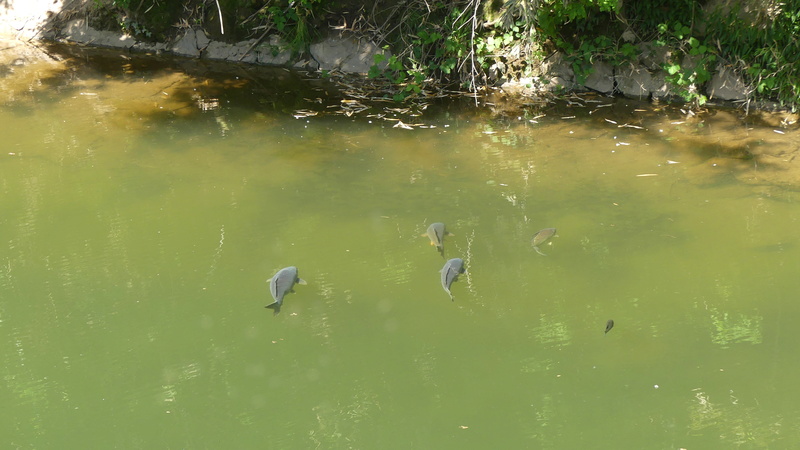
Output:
[{"xmin": 2, "ymin": 41, "xmax": 800, "ymax": 448}]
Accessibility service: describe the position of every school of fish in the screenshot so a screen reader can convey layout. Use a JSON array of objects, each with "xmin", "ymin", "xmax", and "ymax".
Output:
[{"xmin": 265, "ymin": 222, "xmax": 613, "ymax": 333}]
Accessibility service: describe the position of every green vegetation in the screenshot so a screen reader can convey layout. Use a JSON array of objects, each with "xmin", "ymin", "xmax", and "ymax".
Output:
[
  {"xmin": 87, "ymin": 0, "xmax": 800, "ymax": 110},
  {"xmin": 657, "ymin": 21, "xmax": 717, "ymax": 106}
]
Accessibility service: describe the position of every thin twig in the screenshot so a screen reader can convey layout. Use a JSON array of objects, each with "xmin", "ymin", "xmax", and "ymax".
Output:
[
  {"xmin": 215, "ymin": 0, "xmax": 225, "ymax": 35},
  {"xmin": 238, "ymin": 26, "xmax": 273, "ymax": 61},
  {"xmin": 470, "ymin": 0, "xmax": 479, "ymax": 103}
]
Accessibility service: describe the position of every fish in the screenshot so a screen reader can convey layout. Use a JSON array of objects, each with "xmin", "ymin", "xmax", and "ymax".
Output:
[
  {"xmin": 531, "ymin": 227, "xmax": 557, "ymax": 256},
  {"xmin": 605, "ymin": 319, "xmax": 614, "ymax": 334},
  {"xmin": 423, "ymin": 222, "xmax": 452, "ymax": 257},
  {"xmin": 440, "ymin": 258, "xmax": 465, "ymax": 301},
  {"xmin": 265, "ymin": 266, "xmax": 307, "ymax": 315}
]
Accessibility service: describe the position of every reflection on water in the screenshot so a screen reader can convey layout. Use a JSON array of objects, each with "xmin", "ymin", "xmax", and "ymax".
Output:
[
  {"xmin": 530, "ymin": 315, "xmax": 572, "ymax": 348},
  {"xmin": 708, "ymin": 309, "xmax": 763, "ymax": 348},
  {"xmin": 2, "ymin": 41, "xmax": 800, "ymax": 448},
  {"xmin": 688, "ymin": 388, "xmax": 782, "ymax": 447}
]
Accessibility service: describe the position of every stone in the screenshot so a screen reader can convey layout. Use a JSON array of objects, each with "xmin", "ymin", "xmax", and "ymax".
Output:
[
  {"xmin": 310, "ymin": 32, "xmax": 388, "ymax": 73},
  {"xmin": 203, "ymin": 40, "xmax": 233, "ymax": 60},
  {"xmin": 172, "ymin": 28, "xmax": 210, "ymax": 58},
  {"xmin": 293, "ymin": 58, "xmax": 320, "ymax": 71},
  {"xmin": 616, "ymin": 64, "xmax": 649, "ymax": 99},
  {"xmin": 541, "ymin": 52, "xmax": 579, "ymax": 91},
  {"xmin": 230, "ymin": 40, "xmax": 259, "ymax": 64},
  {"xmin": 203, "ymin": 37, "xmax": 289, "ymax": 65},
  {"xmin": 583, "ymin": 61, "xmax": 614, "ymax": 93},
  {"xmin": 132, "ymin": 41, "xmax": 169, "ymax": 53},
  {"xmin": 637, "ymin": 41, "xmax": 671, "ymax": 71},
  {"xmin": 544, "ymin": 76, "xmax": 576, "ymax": 91},
  {"xmin": 61, "ymin": 19, "xmax": 136, "ymax": 49},
  {"xmin": 542, "ymin": 51, "xmax": 574, "ymax": 83},
  {"xmin": 499, "ymin": 77, "xmax": 554, "ymax": 97},
  {"xmin": 616, "ymin": 64, "xmax": 672, "ymax": 100},
  {"xmin": 195, "ymin": 29, "xmax": 211, "ymax": 52},
  {"xmin": 621, "ymin": 28, "xmax": 636, "ymax": 42},
  {"xmin": 708, "ymin": 65, "xmax": 749, "ymax": 101},
  {"xmin": 648, "ymin": 72, "xmax": 672, "ymax": 100},
  {"xmin": 255, "ymin": 35, "xmax": 291, "ymax": 65}
]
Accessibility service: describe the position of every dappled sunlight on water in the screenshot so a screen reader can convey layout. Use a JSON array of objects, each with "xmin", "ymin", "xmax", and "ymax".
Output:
[{"xmin": 2, "ymin": 41, "xmax": 800, "ymax": 448}]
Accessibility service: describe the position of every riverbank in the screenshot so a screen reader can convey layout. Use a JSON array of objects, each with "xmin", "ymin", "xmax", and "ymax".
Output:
[
  {"xmin": 2, "ymin": 35, "xmax": 799, "ymax": 193},
  {"xmin": 3, "ymin": 0, "xmax": 800, "ymax": 115}
]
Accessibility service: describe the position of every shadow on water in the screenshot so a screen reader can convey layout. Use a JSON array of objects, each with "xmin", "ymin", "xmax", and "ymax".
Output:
[{"xmin": 3, "ymin": 40, "xmax": 796, "ymax": 193}]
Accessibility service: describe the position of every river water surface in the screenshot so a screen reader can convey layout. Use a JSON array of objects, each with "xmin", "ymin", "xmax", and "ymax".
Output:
[{"xmin": 2, "ymin": 41, "xmax": 800, "ymax": 449}]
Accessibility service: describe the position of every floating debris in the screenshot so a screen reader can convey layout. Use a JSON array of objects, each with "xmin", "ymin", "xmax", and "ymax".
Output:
[
  {"xmin": 605, "ymin": 319, "xmax": 615, "ymax": 334},
  {"xmin": 292, "ymin": 109, "xmax": 318, "ymax": 119},
  {"xmin": 197, "ymin": 97, "xmax": 220, "ymax": 111},
  {"xmin": 636, "ymin": 173, "xmax": 659, "ymax": 177}
]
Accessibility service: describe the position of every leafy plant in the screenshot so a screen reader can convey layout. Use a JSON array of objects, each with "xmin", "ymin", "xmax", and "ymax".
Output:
[
  {"xmin": 657, "ymin": 21, "xmax": 716, "ymax": 106},
  {"xmin": 705, "ymin": 1, "xmax": 800, "ymax": 109},
  {"xmin": 256, "ymin": 0, "xmax": 322, "ymax": 52},
  {"xmin": 367, "ymin": 2, "xmax": 476, "ymax": 100}
]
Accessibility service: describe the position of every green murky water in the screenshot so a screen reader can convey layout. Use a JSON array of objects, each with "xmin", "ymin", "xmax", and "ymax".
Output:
[{"xmin": 2, "ymin": 42, "xmax": 800, "ymax": 449}]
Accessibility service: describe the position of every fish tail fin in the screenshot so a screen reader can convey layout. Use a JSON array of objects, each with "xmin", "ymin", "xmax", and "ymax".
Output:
[
  {"xmin": 534, "ymin": 246, "xmax": 547, "ymax": 256},
  {"xmin": 266, "ymin": 302, "xmax": 281, "ymax": 315}
]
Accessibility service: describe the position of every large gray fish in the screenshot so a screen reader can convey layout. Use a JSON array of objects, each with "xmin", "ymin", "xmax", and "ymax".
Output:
[
  {"xmin": 265, "ymin": 266, "xmax": 307, "ymax": 315},
  {"xmin": 531, "ymin": 228, "xmax": 557, "ymax": 256},
  {"xmin": 440, "ymin": 258, "xmax": 465, "ymax": 301},
  {"xmin": 423, "ymin": 222, "xmax": 452, "ymax": 257}
]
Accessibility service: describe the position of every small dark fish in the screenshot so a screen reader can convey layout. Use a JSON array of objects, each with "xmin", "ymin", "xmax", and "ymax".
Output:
[
  {"xmin": 423, "ymin": 222, "xmax": 452, "ymax": 257},
  {"xmin": 605, "ymin": 319, "xmax": 614, "ymax": 334},
  {"xmin": 440, "ymin": 258, "xmax": 465, "ymax": 301},
  {"xmin": 265, "ymin": 266, "xmax": 307, "ymax": 315},
  {"xmin": 531, "ymin": 228, "xmax": 557, "ymax": 256}
]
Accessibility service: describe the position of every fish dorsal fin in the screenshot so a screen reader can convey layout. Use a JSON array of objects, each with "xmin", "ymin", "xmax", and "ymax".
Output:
[{"xmin": 297, "ymin": 278, "xmax": 307, "ymax": 285}]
